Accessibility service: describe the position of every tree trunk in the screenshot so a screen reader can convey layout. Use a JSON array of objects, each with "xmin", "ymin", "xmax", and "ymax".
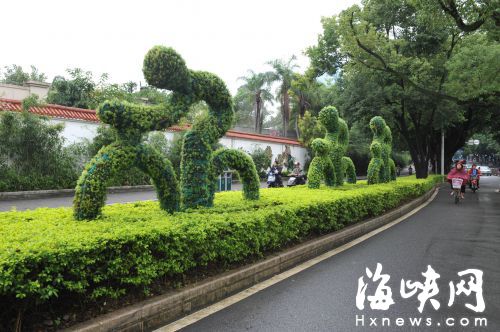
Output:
[
  {"xmin": 282, "ymin": 88, "xmax": 290, "ymax": 137},
  {"xmin": 255, "ymin": 91, "xmax": 262, "ymax": 133}
]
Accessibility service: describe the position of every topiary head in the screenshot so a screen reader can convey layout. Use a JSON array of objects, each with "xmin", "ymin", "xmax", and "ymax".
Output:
[
  {"xmin": 143, "ymin": 46, "xmax": 191, "ymax": 93},
  {"xmin": 311, "ymin": 138, "xmax": 331, "ymax": 156},
  {"xmin": 369, "ymin": 116, "xmax": 386, "ymax": 136},
  {"xmin": 370, "ymin": 141, "xmax": 382, "ymax": 158},
  {"xmin": 318, "ymin": 106, "xmax": 339, "ymax": 132}
]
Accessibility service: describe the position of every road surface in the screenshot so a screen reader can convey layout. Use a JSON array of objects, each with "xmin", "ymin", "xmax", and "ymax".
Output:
[{"xmin": 168, "ymin": 176, "xmax": 500, "ymax": 331}]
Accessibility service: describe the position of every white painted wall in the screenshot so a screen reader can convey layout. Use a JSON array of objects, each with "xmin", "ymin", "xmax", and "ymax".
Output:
[
  {"xmin": 50, "ymin": 119, "xmax": 99, "ymax": 144},
  {"xmin": 52, "ymin": 119, "xmax": 309, "ymax": 166}
]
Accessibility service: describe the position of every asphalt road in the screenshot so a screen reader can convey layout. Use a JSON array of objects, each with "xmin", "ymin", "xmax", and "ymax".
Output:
[
  {"xmin": 0, "ymin": 173, "xmax": 389, "ymax": 212},
  {"xmin": 0, "ymin": 182, "xmax": 270, "ymax": 212},
  {"xmin": 177, "ymin": 176, "xmax": 500, "ymax": 332}
]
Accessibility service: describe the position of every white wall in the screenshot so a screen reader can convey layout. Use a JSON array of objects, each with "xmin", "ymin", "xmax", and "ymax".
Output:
[
  {"xmin": 53, "ymin": 119, "xmax": 309, "ymax": 166},
  {"xmin": 50, "ymin": 119, "xmax": 99, "ymax": 144}
]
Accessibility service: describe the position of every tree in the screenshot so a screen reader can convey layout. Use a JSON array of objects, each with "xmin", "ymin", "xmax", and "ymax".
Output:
[
  {"xmin": 267, "ymin": 56, "xmax": 298, "ymax": 136},
  {"xmin": 236, "ymin": 70, "xmax": 274, "ymax": 133},
  {"xmin": 0, "ymin": 97, "xmax": 78, "ymax": 191},
  {"xmin": 436, "ymin": 0, "xmax": 500, "ymax": 33},
  {"xmin": 1, "ymin": 65, "xmax": 47, "ymax": 85},
  {"xmin": 306, "ymin": 0, "xmax": 499, "ymax": 178},
  {"xmin": 47, "ymin": 68, "xmax": 97, "ymax": 109},
  {"xmin": 290, "ymin": 71, "xmax": 335, "ymax": 137}
]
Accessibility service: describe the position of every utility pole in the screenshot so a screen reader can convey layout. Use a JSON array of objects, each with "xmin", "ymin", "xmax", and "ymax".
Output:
[{"xmin": 441, "ymin": 127, "xmax": 445, "ymax": 176}]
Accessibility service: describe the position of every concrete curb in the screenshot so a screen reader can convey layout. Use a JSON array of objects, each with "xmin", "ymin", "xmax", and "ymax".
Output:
[
  {"xmin": 63, "ymin": 186, "xmax": 438, "ymax": 332},
  {"xmin": 0, "ymin": 185, "xmax": 155, "ymax": 201}
]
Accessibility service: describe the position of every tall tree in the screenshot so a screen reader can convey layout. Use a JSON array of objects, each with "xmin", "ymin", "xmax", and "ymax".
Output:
[
  {"xmin": 1, "ymin": 65, "xmax": 47, "ymax": 86},
  {"xmin": 236, "ymin": 70, "xmax": 274, "ymax": 133},
  {"xmin": 307, "ymin": 0, "xmax": 499, "ymax": 178},
  {"xmin": 47, "ymin": 68, "xmax": 97, "ymax": 109},
  {"xmin": 267, "ymin": 56, "xmax": 298, "ymax": 136}
]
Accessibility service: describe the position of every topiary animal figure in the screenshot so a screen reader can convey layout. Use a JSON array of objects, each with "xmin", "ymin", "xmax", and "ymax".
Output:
[
  {"xmin": 74, "ymin": 46, "xmax": 259, "ymax": 219},
  {"xmin": 318, "ymin": 106, "xmax": 357, "ymax": 186},
  {"xmin": 367, "ymin": 116, "xmax": 396, "ymax": 184},
  {"xmin": 307, "ymin": 138, "xmax": 335, "ymax": 189}
]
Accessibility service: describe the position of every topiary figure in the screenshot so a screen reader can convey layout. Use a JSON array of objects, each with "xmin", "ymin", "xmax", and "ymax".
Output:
[
  {"xmin": 143, "ymin": 46, "xmax": 260, "ymax": 209},
  {"xmin": 367, "ymin": 141, "xmax": 384, "ymax": 184},
  {"xmin": 367, "ymin": 116, "xmax": 396, "ymax": 184},
  {"xmin": 74, "ymin": 46, "xmax": 260, "ymax": 219},
  {"xmin": 307, "ymin": 138, "xmax": 335, "ymax": 189},
  {"xmin": 318, "ymin": 106, "xmax": 357, "ymax": 186}
]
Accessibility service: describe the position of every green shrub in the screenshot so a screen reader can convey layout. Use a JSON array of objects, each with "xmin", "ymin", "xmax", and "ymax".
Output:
[
  {"xmin": 306, "ymin": 104, "xmax": 359, "ymax": 188},
  {"xmin": 367, "ymin": 116, "xmax": 397, "ymax": 184},
  {"xmin": 0, "ymin": 110, "xmax": 80, "ymax": 191},
  {"xmin": 250, "ymin": 147, "xmax": 272, "ymax": 179},
  {"xmin": 0, "ymin": 176, "xmax": 440, "ymax": 328}
]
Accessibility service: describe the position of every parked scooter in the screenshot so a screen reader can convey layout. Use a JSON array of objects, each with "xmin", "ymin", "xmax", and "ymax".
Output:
[{"xmin": 287, "ymin": 175, "xmax": 306, "ymax": 187}]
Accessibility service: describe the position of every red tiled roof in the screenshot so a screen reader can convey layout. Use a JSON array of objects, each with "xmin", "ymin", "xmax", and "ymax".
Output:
[
  {"xmin": 0, "ymin": 98, "xmax": 302, "ymax": 146},
  {"xmin": 0, "ymin": 98, "xmax": 99, "ymax": 122}
]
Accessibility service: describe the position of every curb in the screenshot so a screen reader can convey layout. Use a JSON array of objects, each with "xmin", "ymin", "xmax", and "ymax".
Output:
[
  {"xmin": 63, "ymin": 186, "xmax": 438, "ymax": 332},
  {"xmin": 0, "ymin": 185, "xmax": 155, "ymax": 201}
]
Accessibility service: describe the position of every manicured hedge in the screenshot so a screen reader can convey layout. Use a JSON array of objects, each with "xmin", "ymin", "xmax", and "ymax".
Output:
[{"xmin": 0, "ymin": 176, "xmax": 441, "ymax": 326}]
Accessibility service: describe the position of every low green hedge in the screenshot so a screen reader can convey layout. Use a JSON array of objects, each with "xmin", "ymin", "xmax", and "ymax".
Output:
[{"xmin": 0, "ymin": 176, "xmax": 441, "ymax": 327}]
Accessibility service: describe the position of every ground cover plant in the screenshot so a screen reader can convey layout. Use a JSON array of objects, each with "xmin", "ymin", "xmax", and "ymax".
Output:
[{"xmin": 0, "ymin": 175, "xmax": 441, "ymax": 330}]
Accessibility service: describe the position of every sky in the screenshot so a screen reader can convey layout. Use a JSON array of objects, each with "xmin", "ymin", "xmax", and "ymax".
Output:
[{"xmin": 1, "ymin": 0, "xmax": 358, "ymax": 95}]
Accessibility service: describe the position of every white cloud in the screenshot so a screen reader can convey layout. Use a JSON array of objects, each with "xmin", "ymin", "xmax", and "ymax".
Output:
[{"xmin": 1, "ymin": 0, "xmax": 358, "ymax": 95}]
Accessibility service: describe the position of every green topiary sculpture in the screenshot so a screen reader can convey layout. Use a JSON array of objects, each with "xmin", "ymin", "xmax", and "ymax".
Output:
[
  {"xmin": 74, "ymin": 46, "xmax": 260, "ymax": 219},
  {"xmin": 367, "ymin": 116, "xmax": 396, "ymax": 184},
  {"xmin": 367, "ymin": 141, "xmax": 384, "ymax": 184},
  {"xmin": 143, "ymin": 46, "xmax": 260, "ymax": 209},
  {"xmin": 307, "ymin": 138, "xmax": 335, "ymax": 189},
  {"xmin": 317, "ymin": 106, "xmax": 357, "ymax": 186}
]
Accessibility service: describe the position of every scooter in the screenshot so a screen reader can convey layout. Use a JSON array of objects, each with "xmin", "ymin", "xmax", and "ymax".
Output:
[
  {"xmin": 267, "ymin": 168, "xmax": 284, "ymax": 188},
  {"xmin": 451, "ymin": 178, "xmax": 464, "ymax": 204},
  {"xmin": 469, "ymin": 175, "xmax": 478, "ymax": 193},
  {"xmin": 287, "ymin": 175, "xmax": 306, "ymax": 187}
]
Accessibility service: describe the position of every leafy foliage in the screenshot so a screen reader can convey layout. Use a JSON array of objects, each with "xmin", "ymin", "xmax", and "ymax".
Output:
[
  {"xmin": 307, "ymin": 138, "xmax": 335, "ymax": 188},
  {"xmin": 0, "ymin": 65, "xmax": 47, "ymax": 85},
  {"xmin": 74, "ymin": 46, "xmax": 260, "ymax": 218},
  {"xmin": 250, "ymin": 147, "xmax": 273, "ymax": 178},
  {"xmin": 367, "ymin": 116, "xmax": 396, "ymax": 184},
  {"xmin": 0, "ymin": 176, "xmax": 441, "ymax": 330},
  {"xmin": 306, "ymin": 0, "xmax": 499, "ymax": 177},
  {"xmin": 0, "ymin": 107, "xmax": 78, "ymax": 191},
  {"xmin": 307, "ymin": 106, "xmax": 357, "ymax": 188}
]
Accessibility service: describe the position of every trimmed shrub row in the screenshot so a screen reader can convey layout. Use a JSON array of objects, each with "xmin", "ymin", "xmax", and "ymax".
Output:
[{"xmin": 0, "ymin": 176, "xmax": 441, "ymax": 327}]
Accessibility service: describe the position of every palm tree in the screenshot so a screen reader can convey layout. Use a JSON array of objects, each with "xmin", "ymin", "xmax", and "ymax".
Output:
[
  {"xmin": 237, "ymin": 70, "xmax": 274, "ymax": 134},
  {"xmin": 267, "ymin": 56, "xmax": 298, "ymax": 137},
  {"xmin": 290, "ymin": 72, "xmax": 325, "ymax": 137}
]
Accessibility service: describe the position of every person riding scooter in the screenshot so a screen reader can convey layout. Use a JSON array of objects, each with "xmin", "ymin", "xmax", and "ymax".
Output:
[
  {"xmin": 287, "ymin": 162, "xmax": 306, "ymax": 186},
  {"xmin": 267, "ymin": 160, "xmax": 284, "ymax": 188},
  {"xmin": 467, "ymin": 164, "xmax": 481, "ymax": 189},
  {"xmin": 447, "ymin": 160, "xmax": 469, "ymax": 199}
]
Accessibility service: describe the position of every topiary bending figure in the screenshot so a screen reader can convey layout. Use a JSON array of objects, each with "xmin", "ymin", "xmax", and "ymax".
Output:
[
  {"xmin": 142, "ymin": 46, "xmax": 260, "ymax": 209},
  {"xmin": 307, "ymin": 138, "xmax": 335, "ymax": 189},
  {"xmin": 74, "ymin": 46, "xmax": 260, "ymax": 219},
  {"xmin": 367, "ymin": 116, "xmax": 396, "ymax": 184},
  {"xmin": 317, "ymin": 106, "xmax": 357, "ymax": 186}
]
